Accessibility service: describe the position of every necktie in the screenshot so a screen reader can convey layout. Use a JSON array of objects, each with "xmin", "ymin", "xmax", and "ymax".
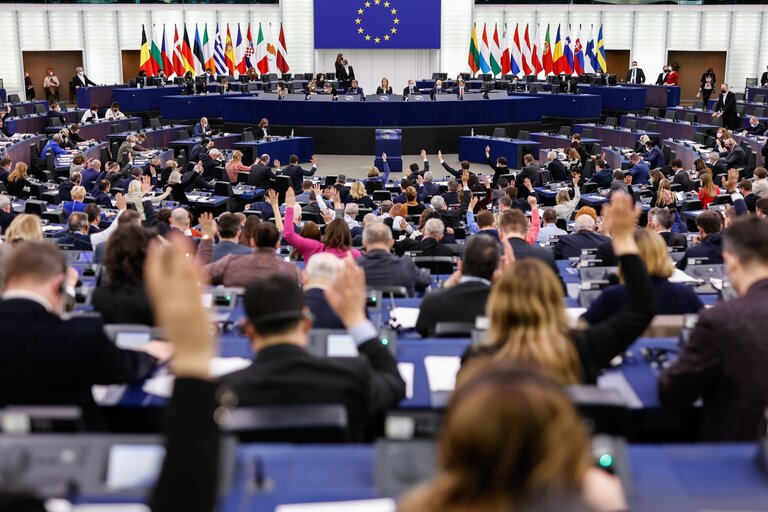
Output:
[{"xmin": 632, "ymin": 69, "xmax": 636, "ymax": 83}]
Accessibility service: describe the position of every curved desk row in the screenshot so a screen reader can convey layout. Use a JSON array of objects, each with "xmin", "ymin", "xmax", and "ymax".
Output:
[
  {"xmin": 75, "ymin": 84, "xmax": 126, "ymax": 110},
  {"xmin": 160, "ymin": 92, "xmax": 250, "ymax": 122},
  {"xmin": 576, "ymin": 85, "xmax": 647, "ymax": 111}
]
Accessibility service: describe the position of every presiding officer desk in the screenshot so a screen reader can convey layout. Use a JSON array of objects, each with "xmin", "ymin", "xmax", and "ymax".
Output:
[
  {"xmin": 160, "ymin": 91, "xmax": 251, "ymax": 123},
  {"xmin": 76, "ymin": 84, "xmax": 127, "ymax": 109},
  {"xmin": 220, "ymin": 92, "xmax": 544, "ymax": 155},
  {"xmin": 111, "ymin": 86, "xmax": 185, "ymax": 113}
]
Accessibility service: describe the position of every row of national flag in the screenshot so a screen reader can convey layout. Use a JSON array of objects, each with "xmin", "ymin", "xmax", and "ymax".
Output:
[
  {"xmin": 140, "ymin": 22, "xmax": 289, "ymax": 78},
  {"xmin": 468, "ymin": 23, "xmax": 607, "ymax": 78}
]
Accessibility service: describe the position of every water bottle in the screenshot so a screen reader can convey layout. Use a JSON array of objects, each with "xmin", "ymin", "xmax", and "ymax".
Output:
[
  {"xmin": 471, "ymin": 128, "xmax": 475, "ymax": 137},
  {"xmin": 290, "ymin": 129, "xmax": 294, "ymax": 139}
]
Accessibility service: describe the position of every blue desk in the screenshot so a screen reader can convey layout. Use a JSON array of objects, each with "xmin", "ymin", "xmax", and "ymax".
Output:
[
  {"xmin": 5, "ymin": 110, "xmax": 80, "ymax": 135},
  {"xmin": 221, "ymin": 95, "xmax": 543, "ymax": 128},
  {"xmin": 625, "ymin": 84, "xmax": 681, "ymax": 108},
  {"xmin": 0, "ymin": 134, "xmax": 46, "ymax": 166},
  {"xmin": 112, "ymin": 86, "xmax": 184, "ymax": 112},
  {"xmin": 233, "ymin": 137, "xmax": 314, "ymax": 166},
  {"xmin": 662, "ymin": 139, "xmax": 707, "ymax": 170},
  {"xmin": 0, "ymin": 88, "xmax": 5, "ymax": 103},
  {"xmin": 108, "ymin": 125, "xmax": 190, "ymax": 150},
  {"xmin": 458, "ymin": 136, "xmax": 540, "ymax": 169},
  {"xmin": 572, "ymin": 123, "xmax": 659, "ymax": 149},
  {"xmin": 619, "ymin": 115, "xmax": 717, "ymax": 147},
  {"xmin": 576, "ymin": 85, "xmax": 646, "ymax": 111},
  {"xmin": 746, "ymin": 86, "xmax": 768, "ymax": 103},
  {"xmin": 668, "ymin": 106, "xmax": 768, "ymax": 131},
  {"xmin": 511, "ymin": 92, "xmax": 602, "ymax": 119},
  {"xmin": 75, "ymin": 85, "xmax": 126, "ymax": 110},
  {"xmin": 531, "ymin": 132, "xmax": 600, "ymax": 149},
  {"xmin": 732, "ymin": 132, "xmax": 766, "ymax": 166},
  {"xmin": 160, "ymin": 93, "xmax": 248, "ymax": 121},
  {"xmin": 169, "ymin": 133, "xmax": 242, "ymax": 157}
]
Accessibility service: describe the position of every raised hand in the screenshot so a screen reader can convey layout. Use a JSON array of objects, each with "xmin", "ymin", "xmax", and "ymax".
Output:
[
  {"xmin": 140, "ymin": 175, "xmax": 153, "ymax": 194},
  {"xmin": 420, "ymin": 149, "xmax": 427, "ymax": 159},
  {"xmin": 527, "ymin": 194, "xmax": 538, "ymax": 208},
  {"xmin": 437, "ymin": 150, "xmax": 443, "ymax": 161},
  {"xmin": 324, "ymin": 258, "xmax": 367, "ymax": 328},
  {"xmin": 284, "ymin": 186, "xmax": 296, "ymax": 208},
  {"xmin": 310, "ymin": 155, "xmax": 318, "ymax": 166},
  {"xmin": 469, "ymin": 194, "xmax": 479, "ymax": 210},
  {"xmin": 266, "ymin": 189, "xmax": 279, "ymax": 207},
  {"xmin": 485, "ymin": 145, "xmax": 491, "ymax": 157},
  {"xmin": 115, "ymin": 192, "xmax": 126, "ymax": 211},
  {"xmin": 381, "ymin": 152, "xmax": 387, "ymax": 162},
  {"xmin": 603, "ymin": 192, "xmax": 641, "ymax": 256},
  {"xmin": 198, "ymin": 211, "xmax": 217, "ymax": 238},
  {"xmin": 461, "ymin": 170, "xmax": 469, "ymax": 186}
]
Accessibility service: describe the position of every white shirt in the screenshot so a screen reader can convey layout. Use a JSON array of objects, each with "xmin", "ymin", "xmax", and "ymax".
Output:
[
  {"xmin": 105, "ymin": 109, "xmax": 125, "ymax": 120},
  {"xmin": 81, "ymin": 110, "xmax": 98, "ymax": 123}
]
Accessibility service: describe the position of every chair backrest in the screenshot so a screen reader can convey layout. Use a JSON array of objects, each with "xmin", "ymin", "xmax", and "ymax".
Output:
[
  {"xmin": 219, "ymin": 404, "xmax": 350, "ymax": 443},
  {"xmin": 214, "ymin": 181, "xmax": 234, "ymax": 197},
  {"xmin": 128, "ymin": 120, "xmax": 140, "ymax": 132},
  {"xmin": 517, "ymin": 129, "xmax": 530, "ymax": 140},
  {"xmin": 648, "ymin": 107, "xmax": 661, "ymax": 118},
  {"xmin": 746, "ymin": 77, "xmax": 758, "ymax": 88},
  {"xmin": 736, "ymin": 104, "xmax": 746, "ymax": 115},
  {"xmin": 662, "ymin": 145, "xmax": 671, "ymax": 165},
  {"xmin": 692, "ymin": 101, "xmax": 704, "ymax": 109},
  {"xmin": 178, "ymin": 129, "xmax": 191, "ymax": 140},
  {"xmin": 434, "ymin": 322, "xmax": 475, "ymax": 337},
  {"xmin": 755, "ymin": 94, "xmax": 766, "ymax": 104},
  {"xmin": 559, "ymin": 126, "xmax": 572, "ymax": 136},
  {"xmin": 492, "ymin": 127, "xmax": 506, "ymax": 138},
  {"xmin": 755, "ymin": 107, "xmax": 767, "ymax": 118},
  {"xmin": 684, "ymin": 113, "xmax": 697, "ymax": 124},
  {"xmin": 582, "ymin": 128, "xmax": 593, "ymax": 138},
  {"xmin": 373, "ymin": 190, "xmax": 392, "ymax": 202},
  {"xmin": 242, "ymin": 130, "xmax": 254, "ymax": 142},
  {"xmin": 664, "ymin": 111, "xmax": 676, "ymax": 120},
  {"xmin": 693, "ymin": 132, "xmax": 706, "ymax": 145},
  {"xmin": 149, "ymin": 118, "xmax": 161, "ymax": 129},
  {"xmin": 24, "ymin": 199, "xmax": 47, "ymax": 216},
  {"xmin": 604, "ymin": 116, "xmax": 618, "ymax": 127},
  {"xmin": 110, "ymin": 124, "xmax": 122, "ymax": 134},
  {"xmin": 412, "ymin": 256, "xmax": 456, "ymax": 275},
  {"xmin": 365, "ymin": 180, "xmax": 383, "ymax": 195},
  {"xmin": 624, "ymin": 119, "xmax": 637, "ymax": 131},
  {"xmin": 0, "ymin": 406, "xmax": 83, "ymax": 433},
  {"xmin": 645, "ymin": 122, "xmax": 658, "ymax": 133},
  {"xmin": 7, "ymin": 94, "xmax": 21, "ymax": 104},
  {"xmin": 34, "ymin": 103, "xmax": 46, "ymax": 114},
  {"xmin": 49, "ymin": 116, "xmax": 62, "ymax": 128}
]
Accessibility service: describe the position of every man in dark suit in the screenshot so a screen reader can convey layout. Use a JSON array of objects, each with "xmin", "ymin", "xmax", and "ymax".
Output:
[
  {"xmin": 641, "ymin": 142, "xmax": 665, "ymax": 171},
  {"xmin": 218, "ymin": 270, "xmax": 405, "ymax": 442},
  {"xmin": 706, "ymin": 152, "xmax": 727, "ymax": 176},
  {"xmin": 629, "ymin": 153, "xmax": 651, "ymax": 185},
  {"xmin": 588, "ymin": 159, "xmax": 613, "ymax": 189},
  {"xmin": 676, "ymin": 210, "xmax": 723, "ymax": 271},
  {"xmin": 210, "ymin": 213, "xmax": 251, "ymax": 262},
  {"xmin": 625, "ymin": 61, "xmax": 646, "ymax": 84},
  {"xmin": 422, "ymin": 172, "xmax": 440, "ymax": 197},
  {"xmin": 57, "ymin": 171, "xmax": 80, "ymax": 202},
  {"xmin": 515, "ymin": 154, "xmax": 543, "ymax": 199},
  {"xmin": 660, "ymin": 216, "xmax": 768, "ymax": 440},
  {"xmin": 281, "ymin": 154, "xmax": 318, "ymax": 191},
  {"xmin": 714, "ymin": 83, "xmax": 738, "ymax": 131},
  {"xmin": 182, "ymin": 161, "xmax": 215, "ymax": 192},
  {"xmin": 741, "ymin": 116, "xmax": 766, "ymax": 136},
  {"xmin": 545, "ymin": 151, "xmax": 568, "ymax": 182},
  {"xmin": 655, "ymin": 65, "xmax": 669, "ymax": 86},
  {"xmin": 500, "ymin": 208, "xmax": 560, "ymax": 279},
  {"xmin": 46, "ymin": 102, "xmax": 66, "ymax": 125},
  {"xmin": 670, "ymin": 159, "xmax": 692, "ymax": 192},
  {"xmin": 248, "ymin": 154, "xmax": 278, "ymax": 189},
  {"xmin": 429, "ymin": 178, "xmax": 472, "ymax": 229},
  {"xmin": 189, "ymin": 139, "xmax": 210, "ymax": 163},
  {"xmin": 72, "ymin": 66, "xmax": 97, "ymax": 88},
  {"xmin": 394, "ymin": 218, "xmax": 454, "ymax": 258},
  {"xmin": 761, "ymin": 66, "xmax": 768, "ymax": 87},
  {"xmin": 192, "ymin": 117, "xmax": 213, "ymax": 137},
  {"xmin": 553, "ymin": 214, "xmax": 611, "ymax": 260},
  {"xmin": 345, "ymin": 80, "xmax": 364, "ymax": 96},
  {"xmin": 55, "ymin": 212, "xmax": 93, "ymax": 251},
  {"xmin": 199, "ymin": 148, "xmax": 224, "ymax": 177},
  {"xmin": 0, "ymin": 195, "xmax": 16, "ymax": 235},
  {"xmin": 722, "ymin": 138, "xmax": 747, "ymax": 168},
  {"xmin": 485, "ymin": 145, "xmax": 511, "ymax": 188},
  {"xmin": 403, "ymin": 79, "xmax": 420, "ymax": 97},
  {"xmin": 0, "ymin": 242, "xmax": 160, "ymax": 428},
  {"xmin": 302, "ymin": 253, "xmax": 345, "ymax": 330},
  {"xmin": 356, "ymin": 222, "xmax": 430, "ymax": 297},
  {"xmin": 429, "ymin": 79, "xmax": 445, "ymax": 99},
  {"xmin": 415, "ymin": 234, "xmax": 498, "ymax": 337},
  {"xmin": 648, "ymin": 207, "xmax": 688, "ymax": 249}
]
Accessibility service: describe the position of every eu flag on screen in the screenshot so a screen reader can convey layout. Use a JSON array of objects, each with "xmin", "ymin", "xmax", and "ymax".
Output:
[{"xmin": 314, "ymin": 0, "xmax": 441, "ymax": 49}]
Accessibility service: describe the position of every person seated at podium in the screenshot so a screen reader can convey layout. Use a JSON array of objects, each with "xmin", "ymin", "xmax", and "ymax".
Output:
[
  {"xmin": 5, "ymin": 163, "xmax": 32, "ymax": 199},
  {"xmin": 430, "ymin": 79, "xmax": 445, "ymax": 98},
  {"xmin": 256, "ymin": 118, "xmax": 270, "ymax": 139},
  {"xmin": 452, "ymin": 78, "xmax": 468, "ymax": 97},
  {"xmin": 104, "ymin": 102, "xmax": 126, "ymax": 120},
  {"xmin": 319, "ymin": 82, "xmax": 338, "ymax": 99},
  {"xmin": 741, "ymin": 116, "xmax": 766, "ymax": 136},
  {"xmin": 276, "ymin": 81, "xmax": 288, "ymax": 99},
  {"xmin": 304, "ymin": 80, "xmax": 318, "ymax": 95},
  {"xmin": 315, "ymin": 72, "xmax": 327, "ymax": 90},
  {"xmin": 403, "ymin": 79, "xmax": 420, "ymax": 97},
  {"xmin": 218, "ymin": 77, "xmax": 232, "ymax": 93},
  {"xmin": 376, "ymin": 77, "xmax": 392, "ymax": 95},
  {"xmin": 346, "ymin": 79, "xmax": 364, "ymax": 96},
  {"xmin": 182, "ymin": 70, "xmax": 195, "ymax": 94}
]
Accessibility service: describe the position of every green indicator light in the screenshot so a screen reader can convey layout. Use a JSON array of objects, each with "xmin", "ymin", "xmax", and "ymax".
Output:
[
  {"xmin": 598, "ymin": 454, "xmax": 613, "ymax": 467},
  {"xmin": 381, "ymin": 338, "xmax": 389, "ymax": 345}
]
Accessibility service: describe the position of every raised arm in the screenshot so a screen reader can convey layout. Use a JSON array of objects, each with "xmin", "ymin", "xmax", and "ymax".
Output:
[
  {"xmin": 282, "ymin": 189, "xmax": 324, "ymax": 256},
  {"xmin": 525, "ymin": 196, "xmax": 541, "ymax": 245}
]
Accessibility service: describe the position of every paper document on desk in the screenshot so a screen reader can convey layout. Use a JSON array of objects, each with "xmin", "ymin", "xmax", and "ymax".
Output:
[
  {"xmin": 143, "ymin": 357, "xmax": 251, "ymax": 398},
  {"xmin": 397, "ymin": 362, "xmax": 414, "ymax": 399},
  {"xmin": 424, "ymin": 356, "xmax": 461, "ymax": 392},
  {"xmin": 276, "ymin": 499, "xmax": 396, "ymax": 512},
  {"xmin": 387, "ymin": 307, "xmax": 420, "ymax": 330},
  {"xmin": 565, "ymin": 308, "xmax": 587, "ymax": 328},
  {"xmin": 45, "ymin": 501, "xmax": 150, "ymax": 512},
  {"xmin": 670, "ymin": 268, "xmax": 701, "ymax": 284}
]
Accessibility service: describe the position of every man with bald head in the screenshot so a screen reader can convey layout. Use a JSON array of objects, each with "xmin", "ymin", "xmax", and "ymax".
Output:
[{"xmin": 193, "ymin": 117, "xmax": 213, "ymax": 137}]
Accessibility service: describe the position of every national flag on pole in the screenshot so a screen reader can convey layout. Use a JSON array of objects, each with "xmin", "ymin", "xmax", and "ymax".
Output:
[
  {"xmin": 490, "ymin": 24, "xmax": 503, "ymax": 77},
  {"xmin": 276, "ymin": 23, "xmax": 289, "ymax": 75},
  {"xmin": 150, "ymin": 25, "xmax": 164, "ymax": 75},
  {"xmin": 266, "ymin": 24, "xmax": 279, "ymax": 74},
  {"xmin": 584, "ymin": 25, "xmax": 596, "ymax": 74},
  {"xmin": 139, "ymin": 25, "xmax": 155, "ymax": 75},
  {"xmin": 543, "ymin": 24, "xmax": 554, "ymax": 76},
  {"xmin": 203, "ymin": 24, "xmax": 215, "ymax": 74},
  {"xmin": 244, "ymin": 24, "xmax": 255, "ymax": 70},
  {"xmin": 521, "ymin": 24, "xmax": 533, "ymax": 76},
  {"xmin": 160, "ymin": 25, "xmax": 174, "ymax": 77},
  {"xmin": 235, "ymin": 23, "xmax": 247, "ymax": 75},
  {"xmin": 563, "ymin": 26, "xmax": 574, "ymax": 75},
  {"xmin": 193, "ymin": 24, "xmax": 205, "ymax": 74},
  {"xmin": 224, "ymin": 24, "xmax": 235, "ymax": 75},
  {"xmin": 512, "ymin": 24, "xmax": 523, "ymax": 78},
  {"xmin": 553, "ymin": 24, "xmax": 564, "ymax": 74},
  {"xmin": 573, "ymin": 25, "xmax": 585, "ymax": 76},
  {"xmin": 501, "ymin": 25, "xmax": 511, "ymax": 76},
  {"xmin": 531, "ymin": 24, "xmax": 543, "ymax": 76},
  {"xmin": 172, "ymin": 25, "xmax": 184, "ymax": 77},
  {"xmin": 597, "ymin": 24, "xmax": 607, "ymax": 73},
  {"xmin": 255, "ymin": 23, "xmax": 269, "ymax": 74},
  {"xmin": 479, "ymin": 24, "xmax": 491, "ymax": 74},
  {"xmin": 181, "ymin": 25, "xmax": 195, "ymax": 74},
  {"xmin": 213, "ymin": 24, "xmax": 226, "ymax": 75},
  {"xmin": 468, "ymin": 23, "xmax": 480, "ymax": 75}
]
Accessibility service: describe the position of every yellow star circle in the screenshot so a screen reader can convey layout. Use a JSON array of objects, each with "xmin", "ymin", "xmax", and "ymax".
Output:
[{"xmin": 356, "ymin": 1, "xmax": 399, "ymax": 45}]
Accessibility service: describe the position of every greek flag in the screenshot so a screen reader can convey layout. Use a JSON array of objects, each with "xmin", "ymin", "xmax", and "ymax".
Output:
[{"xmin": 213, "ymin": 23, "xmax": 227, "ymax": 75}]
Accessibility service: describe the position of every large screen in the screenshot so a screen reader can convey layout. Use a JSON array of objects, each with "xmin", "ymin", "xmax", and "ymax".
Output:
[{"xmin": 314, "ymin": 0, "xmax": 441, "ymax": 49}]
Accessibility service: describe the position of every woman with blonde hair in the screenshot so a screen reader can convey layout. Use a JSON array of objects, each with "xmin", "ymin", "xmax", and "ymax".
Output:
[
  {"xmin": 6, "ymin": 163, "xmax": 31, "ymax": 198},
  {"xmin": 257, "ymin": 118, "xmax": 270, "ymax": 139},
  {"xmin": 348, "ymin": 180, "xmax": 375, "ymax": 208},
  {"xmin": 554, "ymin": 180, "xmax": 581, "ymax": 220},
  {"xmin": 376, "ymin": 77, "xmax": 392, "ymax": 95},
  {"xmin": 63, "ymin": 185, "xmax": 88, "ymax": 217},
  {"xmin": 4, "ymin": 214, "xmax": 43, "ymax": 244},
  {"xmin": 125, "ymin": 179, "xmax": 171, "ymax": 220},
  {"xmin": 462, "ymin": 193, "xmax": 655, "ymax": 385},
  {"xmin": 225, "ymin": 150, "xmax": 250, "ymax": 182},
  {"xmin": 399, "ymin": 365, "xmax": 626, "ymax": 512},
  {"xmin": 649, "ymin": 168, "xmax": 665, "ymax": 193},
  {"xmin": 698, "ymin": 172, "xmax": 719, "ymax": 210},
  {"xmin": 715, "ymin": 127, "xmax": 731, "ymax": 155},
  {"xmin": 583, "ymin": 229, "xmax": 702, "ymax": 325},
  {"xmin": 654, "ymin": 178, "xmax": 675, "ymax": 209}
]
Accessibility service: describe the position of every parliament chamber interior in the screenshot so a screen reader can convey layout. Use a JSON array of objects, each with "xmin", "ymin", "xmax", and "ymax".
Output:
[{"xmin": 1, "ymin": 0, "xmax": 768, "ymax": 511}]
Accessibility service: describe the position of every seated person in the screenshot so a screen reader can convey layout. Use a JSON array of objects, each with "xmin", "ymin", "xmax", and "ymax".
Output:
[
  {"xmin": 499, "ymin": 209, "xmax": 557, "ymax": 278},
  {"xmin": 588, "ymin": 159, "xmax": 613, "ymax": 189},
  {"xmin": 193, "ymin": 117, "xmax": 213, "ymax": 137},
  {"xmin": 197, "ymin": 213, "xmax": 300, "ymax": 287},
  {"xmin": 346, "ymin": 79, "xmax": 364, "ymax": 96},
  {"xmin": 104, "ymin": 102, "xmax": 126, "ymax": 120},
  {"xmin": 647, "ymin": 207, "xmax": 687, "ymax": 248},
  {"xmin": 395, "ymin": 218, "xmax": 454, "ymax": 257},
  {"xmin": 210, "ymin": 213, "xmax": 252, "ymax": 262},
  {"xmin": 537, "ymin": 208, "xmax": 567, "ymax": 244},
  {"xmin": 659, "ymin": 216, "xmax": 768, "ymax": 440},
  {"xmin": 676, "ymin": 210, "xmax": 723, "ymax": 271},
  {"xmin": 62, "ymin": 185, "xmax": 88, "ymax": 217},
  {"xmin": 303, "ymin": 253, "xmax": 345, "ymax": 330},
  {"xmin": 583, "ymin": 229, "xmax": 703, "ymax": 325},
  {"xmin": 429, "ymin": 79, "xmax": 445, "ymax": 98},
  {"xmin": 552, "ymin": 214, "xmax": 611, "ymax": 260},
  {"xmin": 642, "ymin": 141, "xmax": 665, "ymax": 171},
  {"xmin": 218, "ymin": 264, "xmax": 406, "ymax": 441},
  {"xmin": 741, "ymin": 116, "xmax": 765, "ymax": 136},
  {"xmin": 0, "ymin": 241, "xmax": 161, "ymax": 429},
  {"xmin": 375, "ymin": 77, "xmax": 393, "ymax": 95},
  {"xmin": 56, "ymin": 212, "xmax": 92, "ymax": 251},
  {"xmin": 415, "ymin": 234, "xmax": 498, "ymax": 337},
  {"xmin": 629, "ymin": 152, "xmax": 651, "ymax": 185},
  {"xmin": 546, "ymin": 151, "xmax": 568, "ymax": 182},
  {"xmin": 403, "ymin": 79, "xmax": 420, "ymax": 97},
  {"xmin": 91, "ymin": 224, "xmax": 156, "ymax": 325},
  {"xmin": 356, "ymin": 222, "xmax": 430, "ymax": 297},
  {"xmin": 42, "ymin": 133, "xmax": 67, "ymax": 158}
]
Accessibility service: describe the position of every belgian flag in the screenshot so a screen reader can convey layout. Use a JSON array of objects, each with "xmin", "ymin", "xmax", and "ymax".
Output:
[{"xmin": 139, "ymin": 25, "xmax": 156, "ymax": 75}]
